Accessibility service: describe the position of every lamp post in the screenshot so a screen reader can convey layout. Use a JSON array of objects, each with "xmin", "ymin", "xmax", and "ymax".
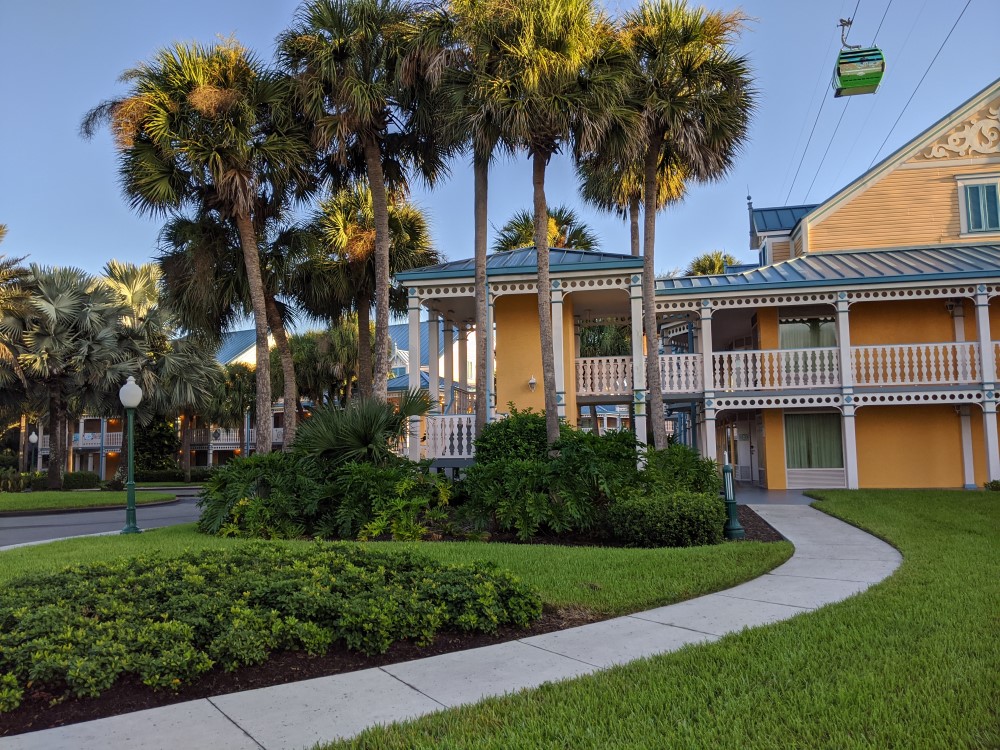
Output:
[
  {"xmin": 27, "ymin": 431, "xmax": 38, "ymax": 485},
  {"xmin": 119, "ymin": 376, "xmax": 143, "ymax": 534},
  {"xmin": 722, "ymin": 451, "xmax": 745, "ymax": 541}
]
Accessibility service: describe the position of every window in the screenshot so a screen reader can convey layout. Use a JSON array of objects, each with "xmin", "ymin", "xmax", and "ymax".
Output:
[
  {"xmin": 965, "ymin": 183, "xmax": 1000, "ymax": 233},
  {"xmin": 784, "ymin": 413, "xmax": 843, "ymax": 469},
  {"xmin": 778, "ymin": 317, "xmax": 836, "ymax": 349}
]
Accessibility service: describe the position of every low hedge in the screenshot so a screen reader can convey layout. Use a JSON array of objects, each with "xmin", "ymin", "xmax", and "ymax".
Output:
[
  {"xmin": 609, "ymin": 491, "xmax": 726, "ymax": 548},
  {"xmin": 135, "ymin": 467, "xmax": 214, "ymax": 483},
  {"xmin": 62, "ymin": 471, "xmax": 101, "ymax": 490},
  {"xmin": 0, "ymin": 544, "xmax": 541, "ymax": 712}
]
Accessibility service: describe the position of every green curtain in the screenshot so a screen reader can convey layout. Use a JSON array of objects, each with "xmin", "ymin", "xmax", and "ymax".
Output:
[
  {"xmin": 785, "ymin": 413, "xmax": 844, "ymax": 469},
  {"xmin": 779, "ymin": 319, "xmax": 836, "ymax": 349}
]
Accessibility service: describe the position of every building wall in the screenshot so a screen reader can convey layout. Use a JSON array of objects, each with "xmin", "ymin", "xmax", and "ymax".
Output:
[
  {"xmin": 495, "ymin": 294, "xmax": 545, "ymax": 414},
  {"xmin": 807, "ymin": 161, "xmax": 1000, "ymax": 252},
  {"xmin": 761, "ymin": 409, "xmax": 786, "ymax": 490},
  {"xmin": 849, "ymin": 299, "xmax": 957, "ymax": 345},
  {"xmin": 856, "ymin": 405, "xmax": 965, "ymax": 487},
  {"xmin": 770, "ymin": 239, "xmax": 791, "ymax": 264}
]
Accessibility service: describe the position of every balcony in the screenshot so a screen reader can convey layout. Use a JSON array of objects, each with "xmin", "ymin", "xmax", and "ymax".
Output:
[{"xmin": 575, "ymin": 341, "xmax": 987, "ymax": 397}]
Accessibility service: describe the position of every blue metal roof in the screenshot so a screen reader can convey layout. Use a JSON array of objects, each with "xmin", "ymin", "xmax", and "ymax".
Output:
[
  {"xmin": 396, "ymin": 247, "xmax": 643, "ymax": 282},
  {"xmin": 751, "ymin": 204, "xmax": 817, "ymax": 234},
  {"xmin": 388, "ymin": 321, "xmax": 447, "ymax": 367},
  {"xmin": 215, "ymin": 329, "xmax": 257, "ymax": 364},
  {"xmin": 387, "ymin": 371, "xmax": 460, "ymax": 392},
  {"xmin": 656, "ymin": 244, "xmax": 1000, "ymax": 295}
]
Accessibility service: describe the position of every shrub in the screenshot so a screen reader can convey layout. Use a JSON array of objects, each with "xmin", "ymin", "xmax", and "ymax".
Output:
[
  {"xmin": 984, "ymin": 480, "xmax": 1000, "ymax": 492},
  {"xmin": 609, "ymin": 490, "xmax": 726, "ymax": 548},
  {"xmin": 0, "ymin": 455, "xmax": 17, "ymax": 470},
  {"xmin": 29, "ymin": 472, "xmax": 47, "ymax": 491},
  {"xmin": 197, "ymin": 452, "xmax": 326, "ymax": 538},
  {"xmin": 644, "ymin": 443, "xmax": 722, "ymax": 495},
  {"xmin": 0, "ymin": 544, "xmax": 542, "ymax": 712},
  {"xmin": 62, "ymin": 471, "xmax": 101, "ymax": 490},
  {"xmin": 473, "ymin": 406, "xmax": 548, "ymax": 464},
  {"xmin": 551, "ymin": 428, "xmax": 641, "ymax": 505},
  {"xmin": 0, "ymin": 469, "xmax": 25, "ymax": 493}
]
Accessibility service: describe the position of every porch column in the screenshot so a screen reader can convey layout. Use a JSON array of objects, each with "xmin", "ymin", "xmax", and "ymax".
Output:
[
  {"xmin": 37, "ymin": 422, "xmax": 43, "ymax": 472},
  {"xmin": 486, "ymin": 286, "xmax": 496, "ymax": 421},
  {"xmin": 443, "ymin": 314, "xmax": 454, "ymax": 412},
  {"xmin": 629, "ymin": 276, "xmax": 647, "ymax": 445},
  {"xmin": 699, "ymin": 301, "xmax": 716, "ymax": 460},
  {"xmin": 207, "ymin": 447, "xmax": 214, "ymax": 468},
  {"xmin": 99, "ymin": 418, "xmax": 107, "ymax": 480},
  {"xmin": 975, "ymin": 290, "xmax": 1000, "ymax": 480},
  {"xmin": 457, "ymin": 323, "xmax": 469, "ymax": 394},
  {"xmin": 552, "ymin": 285, "xmax": 566, "ymax": 420},
  {"xmin": 408, "ymin": 290, "xmax": 422, "ymax": 461},
  {"xmin": 951, "ymin": 302, "xmax": 976, "ymax": 488},
  {"xmin": 428, "ymin": 310, "xmax": 440, "ymax": 413},
  {"xmin": 702, "ymin": 403, "xmax": 717, "ymax": 461},
  {"xmin": 842, "ymin": 404, "xmax": 859, "ymax": 489}
]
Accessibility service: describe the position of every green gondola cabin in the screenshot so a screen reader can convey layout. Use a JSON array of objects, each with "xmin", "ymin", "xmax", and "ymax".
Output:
[{"xmin": 833, "ymin": 47, "xmax": 886, "ymax": 97}]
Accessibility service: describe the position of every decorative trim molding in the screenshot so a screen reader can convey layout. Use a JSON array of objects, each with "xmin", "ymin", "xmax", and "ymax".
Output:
[{"xmin": 917, "ymin": 101, "xmax": 1000, "ymax": 160}]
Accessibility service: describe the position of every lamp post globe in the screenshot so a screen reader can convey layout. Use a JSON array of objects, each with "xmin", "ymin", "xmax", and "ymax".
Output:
[
  {"xmin": 119, "ymin": 376, "xmax": 143, "ymax": 534},
  {"xmin": 27, "ymin": 431, "xmax": 38, "ymax": 478}
]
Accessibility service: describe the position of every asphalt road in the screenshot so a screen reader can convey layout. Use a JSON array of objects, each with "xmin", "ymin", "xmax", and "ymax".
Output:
[{"xmin": 0, "ymin": 492, "xmax": 203, "ymax": 548}]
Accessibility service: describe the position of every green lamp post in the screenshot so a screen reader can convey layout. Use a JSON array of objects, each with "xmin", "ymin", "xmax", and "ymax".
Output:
[
  {"xmin": 119, "ymin": 376, "xmax": 143, "ymax": 535},
  {"xmin": 722, "ymin": 452, "xmax": 745, "ymax": 541}
]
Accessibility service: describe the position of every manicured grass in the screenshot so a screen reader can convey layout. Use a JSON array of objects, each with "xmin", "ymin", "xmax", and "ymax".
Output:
[
  {"xmin": 0, "ymin": 525, "xmax": 791, "ymax": 617},
  {"xmin": 320, "ymin": 491, "xmax": 999, "ymax": 750},
  {"xmin": 0, "ymin": 491, "xmax": 174, "ymax": 513}
]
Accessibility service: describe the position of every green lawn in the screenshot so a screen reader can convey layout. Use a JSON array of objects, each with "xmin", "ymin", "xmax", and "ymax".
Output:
[
  {"xmin": 319, "ymin": 491, "xmax": 999, "ymax": 750},
  {"xmin": 0, "ymin": 491, "xmax": 175, "ymax": 513},
  {"xmin": 0, "ymin": 525, "xmax": 791, "ymax": 617}
]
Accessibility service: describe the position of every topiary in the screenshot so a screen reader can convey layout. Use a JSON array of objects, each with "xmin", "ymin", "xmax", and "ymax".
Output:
[{"xmin": 609, "ymin": 490, "xmax": 726, "ymax": 548}]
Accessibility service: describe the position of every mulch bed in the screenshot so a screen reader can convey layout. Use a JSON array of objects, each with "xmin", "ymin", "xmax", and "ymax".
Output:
[{"xmin": 0, "ymin": 505, "xmax": 782, "ymax": 737}]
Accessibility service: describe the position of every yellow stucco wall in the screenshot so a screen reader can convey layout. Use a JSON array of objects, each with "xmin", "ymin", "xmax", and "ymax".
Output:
[
  {"xmin": 856, "ymin": 405, "xmax": 965, "ymax": 488},
  {"xmin": 849, "ymin": 299, "xmax": 956, "ymax": 345},
  {"xmin": 807, "ymin": 161, "xmax": 1000, "ymax": 252},
  {"xmin": 562, "ymin": 294, "xmax": 577, "ymax": 426},
  {"xmin": 755, "ymin": 308, "xmax": 779, "ymax": 349},
  {"xmin": 761, "ymin": 409, "xmax": 786, "ymax": 490}
]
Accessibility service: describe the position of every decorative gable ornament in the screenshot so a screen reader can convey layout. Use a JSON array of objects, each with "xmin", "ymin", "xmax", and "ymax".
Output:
[{"xmin": 920, "ymin": 101, "xmax": 1000, "ymax": 159}]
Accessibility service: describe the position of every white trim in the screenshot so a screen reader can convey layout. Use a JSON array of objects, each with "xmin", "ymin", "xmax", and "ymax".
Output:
[
  {"xmin": 956, "ymin": 174, "xmax": 1000, "ymax": 235},
  {"xmin": 899, "ymin": 155, "xmax": 1000, "ymax": 170}
]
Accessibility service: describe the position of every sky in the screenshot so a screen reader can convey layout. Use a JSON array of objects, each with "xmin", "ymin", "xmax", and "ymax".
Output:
[{"xmin": 0, "ymin": 0, "xmax": 996, "ymax": 280}]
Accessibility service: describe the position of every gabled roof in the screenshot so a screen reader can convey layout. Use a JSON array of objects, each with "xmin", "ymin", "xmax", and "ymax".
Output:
[
  {"xmin": 656, "ymin": 244, "xmax": 1000, "ymax": 294},
  {"xmin": 751, "ymin": 205, "xmax": 817, "ymax": 234},
  {"xmin": 396, "ymin": 247, "xmax": 643, "ymax": 282},
  {"xmin": 388, "ymin": 321, "xmax": 446, "ymax": 367},
  {"xmin": 215, "ymin": 329, "xmax": 257, "ymax": 364}
]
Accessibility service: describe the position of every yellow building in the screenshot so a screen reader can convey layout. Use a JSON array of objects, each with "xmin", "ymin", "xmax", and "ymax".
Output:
[{"xmin": 397, "ymin": 76, "xmax": 1000, "ymax": 489}]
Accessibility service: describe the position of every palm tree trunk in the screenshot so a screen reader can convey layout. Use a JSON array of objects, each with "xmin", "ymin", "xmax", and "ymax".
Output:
[
  {"xmin": 239, "ymin": 413, "xmax": 247, "ymax": 459},
  {"xmin": 235, "ymin": 212, "xmax": 273, "ymax": 455},
  {"xmin": 474, "ymin": 153, "xmax": 490, "ymax": 435},
  {"xmin": 265, "ymin": 295, "xmax": 297, "ymax": 450},
  {"xmin": 362, "ymin": 138, "xmax": 391, "ymax": 403},
  {"xmin": 356, "ymin": 292, "xmax": 373, "ymax": 399},
  {"xmin": 642, "ymin": 140, "xmax": 668, "ymax": 449},
  {"xmin": 46, "ymin": 392, "xmax": 62, "ymax": 489},
  {"xmin": 182, "ymin": 409, "xmax": 192, "ymax": 483},
  {"xmin": 629, "ymin": 195, "xmax": 640, "ymax": 257},
  {"xmin": 532, "ymin": 151, "xmax": 560, "ymax": 446},
  {"xmin": 17, "ymin": 413, "xmax": 27, "ymax": 474}
]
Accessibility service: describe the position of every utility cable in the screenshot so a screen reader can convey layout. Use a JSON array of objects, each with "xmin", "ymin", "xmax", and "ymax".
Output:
[
  {"xmin": 872, "ymin": 0, "xmax": 893, "ymax": 43},
  {"xmin": 804, "ymin": 99, "xmax": 852, "ymax": 201},
  {"xmin": 867, "ymin": 0, "xmax": 972, "ymax": 168}
]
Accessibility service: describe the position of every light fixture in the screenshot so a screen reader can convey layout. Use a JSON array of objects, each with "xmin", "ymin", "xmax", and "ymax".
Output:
[
  {"xmin": 528, "ymin": 375, "xmax": 537, "ymax": 392},
  {"xmin": 28, "ymin": 431, "xmax": 37, "ymax": 445},
  {"xmin": 118, "ymin": 376, "xmax": 143, "ymax": 534},
  {"xmin": 119, "ymin": 376, "xmax": 143, "ymax": 409}
]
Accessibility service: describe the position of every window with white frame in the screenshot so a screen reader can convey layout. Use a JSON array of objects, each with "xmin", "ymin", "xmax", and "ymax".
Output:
[{"xmin": 957, "ymin": 175, "xmax": 1000, "ymax": 235}]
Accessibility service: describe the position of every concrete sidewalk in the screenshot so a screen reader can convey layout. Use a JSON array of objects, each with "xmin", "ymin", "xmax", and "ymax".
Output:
[{"xmin": 0, "ymin": 504, "xmax": 902, "ymax": 750}]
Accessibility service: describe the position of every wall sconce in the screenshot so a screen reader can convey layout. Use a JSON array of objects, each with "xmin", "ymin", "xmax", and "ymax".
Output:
[{"xmin": 528, "ymin": 375, "xmax": 537, "ymax": 392}]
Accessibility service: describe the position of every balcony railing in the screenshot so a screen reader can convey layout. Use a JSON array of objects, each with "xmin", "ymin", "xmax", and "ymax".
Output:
[
  {"xmin": 852, "ymin": 342, "xmax": 980, "ymax": 386},
  {"xmin": 713, "ymin": 348, "xmax": 840, "ymax": 391},
  {"xmin": 576, "ymin": 356, "xmax": 632, "ymax": 396},
  {"xmin": 426, "ymin": 414, "xmax": 476, "ymax": 461},
  {"xmin": 660, "ymin": 354, "xmax": 704, "ymax": 392}
]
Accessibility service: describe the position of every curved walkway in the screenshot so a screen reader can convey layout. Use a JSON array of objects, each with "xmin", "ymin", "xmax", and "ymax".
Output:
[{"xmin": 0, "ymin": 504, "xmax": 902, "ymax": 750}]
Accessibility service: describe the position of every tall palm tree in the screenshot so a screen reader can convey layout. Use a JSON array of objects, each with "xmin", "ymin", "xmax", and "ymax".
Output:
[
  {"xmin": 278, "ymin": 0, "xmax": 452, "ymax": 403},
  {"xmin": 486, "ymin": 0, "xmax": 626, "ymax": 445},
  {"xmin": 492, "ymin": 206, "xmax": 600, "ymax": 253},
  {"xmin": 82, "ymin": 39, "xmax": 312, "ymax": 454},
  {"xmin": 685, "ymin": 250, "xmax": 738, "ymax": 276},
  {"xmin": 296, "ymin": 182, "xmax": 438, "ymax": 398},
  {"xmin": 623, "ymin": 0, "xmax": 755, "ymax": 448}
]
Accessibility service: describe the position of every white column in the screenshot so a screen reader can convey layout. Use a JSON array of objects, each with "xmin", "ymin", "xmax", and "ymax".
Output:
[
  {"xmin": 699, "ymin": 301, "xmax": 714, "ymax": 394},
  {"xmin": 984, "ymin": 401, "xmax": 1000, "ymax": 482},
  {"xmin": 207, "ymin": 447, "xmax": 214, "ymax": 468},
  {"xmin": 552, "ymin": 286, "xmax": 566, "ymax": 420},
  {"xmin": 950, "ymin": 301, "xmax": 976, "ymax": 488},
  {"xmin": 443, "ymin": 315, "xmax": 454, "ymax": 412},
  {"xmin": 428, "ymin": 310, "xmax": 440, "ymax": 413},
  {"xmin": 37, "ymin": 422, "xmax": 44, "ymax": 472},
  {"xmin": 975, "ymin": 290, "xmax": 995, "ymax": 386},
  {"xmin": 835, "ymin": 296, "xmax": 853, "ymax": 390},
  {"xmin": 630, "ymin": 277, "xmax": 647, "ymax": 445},
  {"xmin": 842, "ymin": 405, "xmax": 859, "ymax": 489},
  {"xmin": 702, "ymin": 406, "xmax": 717, "ymax": 461},
  {"xmin": 408, "ymin": 292, "xmax": 422, "ymax": 460},
  {"xmin": 486, "ymin": 287, "xmax": 496, "ymax": 421},
  {"xmin": 458, "ymin": 324, "xmax": 469, "ymax": 393},
  {"xmin": 99, "ymin": 417, "xmax": 107, "ymax": 480}
]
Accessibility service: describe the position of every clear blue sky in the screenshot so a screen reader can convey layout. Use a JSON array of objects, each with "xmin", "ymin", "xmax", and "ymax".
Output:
[{"xmin": 0, "ymin": 0, "xmax": 995, "ymax": 277}]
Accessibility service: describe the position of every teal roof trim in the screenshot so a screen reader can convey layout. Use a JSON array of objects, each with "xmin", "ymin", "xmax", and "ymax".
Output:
[
  {"xmin": 751, "ymin": 204, "xmax": 817, "ymax": 234},
  {"xmin": 656, "ymin": 244, "xmax": 1000, "ymax": 295},
  {"xmin": 396, "ymin": 247, "xmax": 643, "ymax": 282}
]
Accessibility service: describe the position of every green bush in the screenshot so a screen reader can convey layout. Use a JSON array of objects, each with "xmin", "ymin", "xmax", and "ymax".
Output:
[
  {"xmin": 609, "ymin": 490, "xmax": 726, "ymax": 548},
  {"xmin": 644, "ymin": 443, "xmax": 721, "ymax": 495},
  {"xmin": 29, "ymin": 472, "xmax": 47, "ymax": 492},
  {"xmin": 62, "ymin": 471, "xmax": 101, "ymax": 490},
  {"xmin": 0, "ymin": 544, "xmax": 542, "ymax": 712},
  {"xmin": 473, "ymin": 406, "xmax": 549, "ymax": 464},
  {"xmin": 197, "ymin": 452, "xmax": 327, "ymax": 538},
  {"xmin": 0, "ymin": 469, "xmax": 26, "ymax": 493},
  {"xmin": 0, "ymin": 455, "xmax": 17, "ymax": 470},
  {"xmin": 984, "ymin": 480, "xmax": 1000, "ymax": 492}
]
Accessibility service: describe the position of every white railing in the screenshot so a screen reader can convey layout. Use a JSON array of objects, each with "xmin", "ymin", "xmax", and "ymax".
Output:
[
  {"xmin": 714, "ymin": 348, "xmax": 841, "ymax": 390},
  {"xmin": 576, "ymin": 356, "xmax": 632, "ymax": 396},
  {"xmin": 852, "ymin": 342, "xmax": 980, "ymax": 386},
  {"xmin": 42, "ymin": 432, "xmax": 122, "ymax": 452},
  {"xmin": 426, "ymin": 414, "xmax": 476, "ymax": 460},
  {"xmin": 659, "ymin": 354, "xmax": 704, "ymax": 392}
]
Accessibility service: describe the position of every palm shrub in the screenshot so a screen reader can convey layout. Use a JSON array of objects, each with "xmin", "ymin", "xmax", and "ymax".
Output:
[{"xmin": 292, "ymin": 391, "xmax": 429, "ymax": 470}]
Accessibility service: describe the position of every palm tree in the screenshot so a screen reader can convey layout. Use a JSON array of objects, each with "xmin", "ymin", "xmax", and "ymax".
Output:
[
  {"xmin": 296, "ymin": 183, "xmax": 438, "ymax": 398},
  {"xmin": 685, "ymin": 250, "xmax": 738, "ymax": 276},
  {"xmin": 486, "ymin": 0, "xmax": 626, "ymax": 445},
  {"xmin": 492, "ymin": 206, "xmax": 600, "ymax": 253},
  {"xmin": 82, "ymin": 39, "xmax": 312, "ymax": 454},
  {"xmin": 623, "ymin": 0, "xmax": 755, "ymax": 449},
  {"xmin": 278, "ymin": 0, "xmax": 452, "ymax": 403},
  {"xmin": 209, "ymin": 362, "xmax": 256, "ymax": 458}
]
